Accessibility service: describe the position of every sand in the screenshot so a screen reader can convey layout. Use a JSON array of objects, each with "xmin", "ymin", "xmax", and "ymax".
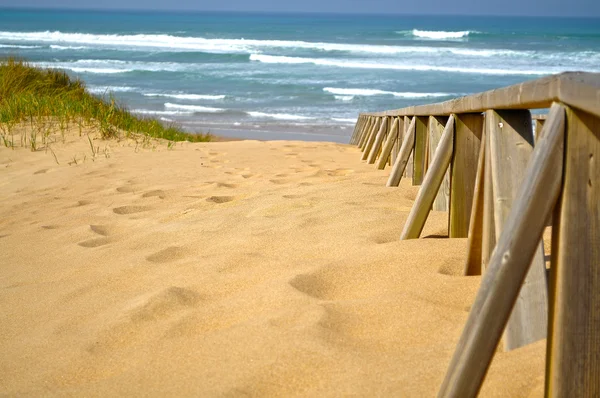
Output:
[{"xmin": 0, "ymin": 126, "xmax": 545, "ymax": 396}]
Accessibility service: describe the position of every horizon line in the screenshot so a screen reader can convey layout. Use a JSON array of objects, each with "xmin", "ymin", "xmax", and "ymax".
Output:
[{"xmin": 1, "ymin": 6, "xmax": 599, "ymax": 18}]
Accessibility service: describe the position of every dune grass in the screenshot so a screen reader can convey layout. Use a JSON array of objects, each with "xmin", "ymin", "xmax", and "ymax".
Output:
[{"xmin": 0, "ymin": 58, "xmax": 211, "ymax": 149}]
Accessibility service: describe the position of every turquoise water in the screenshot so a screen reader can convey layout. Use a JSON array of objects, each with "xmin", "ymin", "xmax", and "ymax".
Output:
[{"xmin": 1, "ymin": 9, "xmax": 599, "ymax": 142}]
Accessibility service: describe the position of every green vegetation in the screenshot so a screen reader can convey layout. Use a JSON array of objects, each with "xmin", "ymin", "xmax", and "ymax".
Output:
[{"xmin": 0, "ymin": 58, "xmax": 211, "ymax": 149}]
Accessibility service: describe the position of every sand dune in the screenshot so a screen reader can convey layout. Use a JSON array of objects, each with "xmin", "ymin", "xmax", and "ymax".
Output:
[{"xmin": 0, "ymin": 127, "xmax": 544, "ymax": 396}]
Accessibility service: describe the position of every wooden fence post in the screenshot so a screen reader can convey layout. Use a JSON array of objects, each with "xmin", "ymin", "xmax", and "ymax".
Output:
[
  {"xmin": 413, "ymin": 116, "xmax": 429, "ymax": 185},
  {"xmin": 359, "ymin": 117, "xmax": 373, "ymax": 150},
  {"xmin": 488, "ymin": 109, "xmax": 548, "ymax": 351},
  {"xmin": 377, "ymin": 117, "xmax": 400, "ymax": 170},
  {"xmin": 429, "ymin": 116, "xmax": 451, "ymax": 211},
  {"xmin": 362, "ymin": 117, "xmax": 381, "ymax": 160},
  {"xmin": 449, "ymin": 114, "xmax": 484, "ymax": 238},
  {"xmin": 400, "ymin": 116, "xmax": 455, "ymax": 239},
  {"xmin": 437, "ymin": 103, "xmax": 565, "ymax": 398},
  {"xmin": 546, "ymin": 106, "xmax": 600, "ymax": 397},
  {"xmin": 391, "ymin": 117, "xmax": 404, "ymax": 165},
  {"xmin": 463, "ymin": 128, "xmax": 486, "ymax": 276},
  {"xmin": 404, "ymin": 116, "xmax": 414, "ymax": 179},
  {"xmin": 387, "ymin": 117, "xmax": 416, "ymax": 187},
  {"xmin": 367, "ymin": 117, "xmax": 388, "ymax": 164}
]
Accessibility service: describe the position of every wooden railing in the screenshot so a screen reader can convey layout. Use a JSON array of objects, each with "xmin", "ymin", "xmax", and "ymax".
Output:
[{"xmin": 348, "ymin": 72, "xmax": 600, "ymax": 398}]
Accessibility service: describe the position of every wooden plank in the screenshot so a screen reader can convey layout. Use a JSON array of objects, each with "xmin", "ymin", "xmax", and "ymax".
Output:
[
  {"xmin": 449, "ymin": 114, "xmax": 484, "ymax": 238},
  {"xmin": 463, "ymin": 128, "xmax": 486, "ymax": 276},
  {"xmin": 404, "ymin": 116, "xmax": 414, "ymax": 179},
  {"xmin": 391, "ymin": 117, "xmax": 404, "ymax": 165},
  {"xmin": 362, "ymin": 118, "xmax": 381, "ymax": 160},
  {"xmin": 400, "ymin": 116, "xmax": 455, "ymax": 239},
  {"xmin": 377, "ymin": 117, "xmax": 400, "ymax": 170},
  {"xmin": 413, "ymin": 116, "xmax": 429, "ymax": 185},
  {"xmin": 358, "ymin": 117, "xmax": 373, "ymax": 150},
  {"xmin": 350, "ymin": 116, "xmax": 363, "ymax": 145},
  {"xmin": 387, "ymin": 117, "xmax": 416, "ymax": 187},
  {"xmin": 488, "ymin": 109, "xmax": 548, "ymax": 351},
  {"xmin": 479, "ymin": 124, "xmax": 496, "ymax": 275},
  {"xmin": 367, "ymin": 117, "xmax": 388, "ymax": 164},
  {"xmin": 358, "ymin": 72, "xmax": 600, "ymax": 119},
  {"xmin": 546, "ymin": 106, "xmax": 600, "ymax": 397},
  {"xmin": 429, "ymin": 116, "xmax": 451, "ymax": 211},
  {"xmin": 535, "ymin": 119, "xmax": 546, "ymax": 140},
  {"xmin": 437, "ymin": 103, "xmax": 565, "ymax": 398}
]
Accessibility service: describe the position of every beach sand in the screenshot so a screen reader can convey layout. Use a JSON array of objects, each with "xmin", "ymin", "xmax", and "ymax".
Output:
[{"xmin": 0, "ymin": 126, "xmax": 545, "ymax": 396}]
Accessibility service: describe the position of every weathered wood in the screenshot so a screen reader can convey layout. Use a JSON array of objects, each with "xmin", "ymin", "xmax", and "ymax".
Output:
[
  {"xmin": 400, "ymin": 116, "xmax": 455, "ymax": 239},
  {"xmin": 377, "ymin": 117, "xmax": 400, "ymax": 170},
  {"xmin": 488, "ymin": 109, "xmax": 548, "ymax": 351},
  {"xmin": 359, "ymin": 72, "xmax": 600, "ymax": 119},
  {"xmin": 404, "ymin": 116, "xmax": 414, "ymax": 179},
  {"xmin": 546, "ymin": 106, "xmax": 600, "ymax": 397},
  {"xmin": 535, "ymin": 118, "xmax": 546, "ymax": 140},
  {"xmin": 350, "ymin": 116, "xmax": 364, "ymax": 145},
  {"xmin": 387, "ymin": 117, "xmax": 416, "ymax": 187},
  {"xmin": 358, "ymin": 117, "xmax": 373, "ymax": 150},
  {"xmin": 391, "ymin": 117, "xmax": 404, "ymax": 165},
  {"xmin": 429, "ymin": 116, "xmax": 451, "ymax": 211},
  {"xmin": 362, "ymin": 118, "xmax": 381, "ymax": 158},
  {"xmin": 350, "ymin": 116, "xmax": 360, "ymax": 144},
  {"xmin": 449, "ymin": 114, "xmax": 484, "ymax": 238},
  {"xmin": 438, "ymin": 103, "xmax": 566, "ymax": 398},
  {"xmin": 413, "ymin": 116, "xmax": 428, "ymax": 185},
  {"xmin": 481, "ymin": 126, "xmax": 496, "ymax": 274},
  {"xmin": 463, "ymin": 128, "xmax": 486, "ymax": 276},
  {"xmin": 367, "ymin": 117, "xmax": 388, "ymax": 164}
]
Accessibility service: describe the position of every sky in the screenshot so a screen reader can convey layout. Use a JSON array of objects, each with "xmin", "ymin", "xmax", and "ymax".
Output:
[{"xmin": 0, "ymin": 0, "xmax": 599, "ymax": 17}]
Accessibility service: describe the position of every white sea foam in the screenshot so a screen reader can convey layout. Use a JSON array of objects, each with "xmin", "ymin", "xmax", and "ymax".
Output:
[
  {"xmin": 50, "ymin": 45, "xmax": 88, "ymax": 50},
  {"xmin": 0, "ymin": 30, "xmax": 528, "ymax": 58},
  {"xmin": 332, "ymin": 118, "xmax": 357, "ymax": 124},
  {"xmin": 160, "ymin": 117, "xmax": 174, "ymax": 122},
  {"xmin": 324, "ymin": 87, "xmax": 454, "ymax": 98},
  {"xmin": 251, "ymin": 54, "xmax": 572, "ymax": 75},
  {"xmin": 411, "ymin": 30, "xmax": 472, "ymax": 39},
  {"xmin": 247, "ymin": 111, "xmax": 313, "ymax": 120},
  {"xmin": 88, "ymin": 85, "xmax": 137, "ymax": 94},
  {"xmin": 164, "ymin": 103, "xmax": 225, "ymax": 113},
  {"xmin": 32, "ymin": 59, "xmax": 190, "ymax": 74},
  {"xmin": 132, "ymin": 109, "xmax": 193, "ymax": 116},
  {"xmin": 145, "ymin": 93, "xmax": 226, "ymax": 100},
  {"xmin": 334, "ymin": 95, "xmax": 355, "ymax": 101},
  {"xmin": 0, "ymin": 44, "xmax": 42, "ymax": 49}
]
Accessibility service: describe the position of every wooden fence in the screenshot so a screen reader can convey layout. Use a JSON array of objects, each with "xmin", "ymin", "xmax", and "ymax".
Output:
[{"xmin": 348, "ymin": 72, "xmax": 599, "ymax": 397}]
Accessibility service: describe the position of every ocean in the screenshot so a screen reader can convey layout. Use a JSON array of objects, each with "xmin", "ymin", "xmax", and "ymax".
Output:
[{"xmin": 1, "ymin": 9, "xmax": 599, "ymax": 142}]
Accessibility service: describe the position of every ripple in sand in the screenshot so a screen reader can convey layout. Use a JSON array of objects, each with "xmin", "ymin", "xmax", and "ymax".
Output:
[
  {"xmin": 142, "ymin": 190, "xmax": 167, "ymax": 199},
  {"xmin": 129, "ymin": 286, "xmax": 201, "ymax": 323},
  {"xmin": 146, "ymin": 246, "xmax": 187, "ymax": 263},
  {"xmin": 78, "ymin": 237, "xmax": 112, "ymax": 248}
]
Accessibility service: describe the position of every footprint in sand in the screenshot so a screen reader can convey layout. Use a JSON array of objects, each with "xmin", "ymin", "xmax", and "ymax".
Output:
[
  {"xmin": 142, "ymin": 190, "xmax": 167, "ymax": 199},
  {"xmin": 89, "ymin": 224, "xmax": 119, "ymax": 237},
  {"xmin": 34, "ymin": 168, "xmax": 49, "ymax": 175},
  {"xmin": 206, "ymin": 196, "xmax": 235, "ymax": 204},
  {"xmin": 241, "ymin": 174, "xmax": 254, "ymax": 179},
  {"xmin": 269, "ymin": 179, "xmax": 289, "ymax": 185},
  {"xmin": 327, "ymin": 168, "xmax": 354, "ymax": 177},
  {"xmin": 116, "ymin": 185, "xmax": 137, "ymax": 194},
  {"xmin": 146, "ymin": 246, "xmax": 187, "ymax": 263},
  {"xmin": 78, "ymin": 237, "xmax": 112, "ymax": 248},
  {"xmin": 87, "ymin": 286, "xmax": 201, "ymax": 355},
  {"xmin": 215, "ymin": 182, "xmax": 238, "ymax": 189},
  {"xmin": 113, "ymin": 205, "xmax": 151, "ymax": 215},
  {"xmin": 41, "ymin": 225, "xmax": 60, "ymax": 230}
]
